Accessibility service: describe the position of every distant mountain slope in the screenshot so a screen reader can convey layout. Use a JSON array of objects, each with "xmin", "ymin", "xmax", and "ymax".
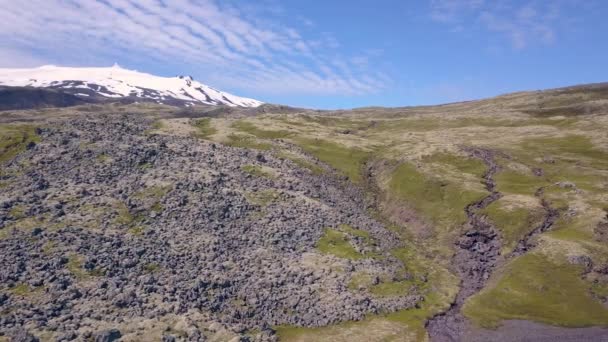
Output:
[
  {"xmin": 0, "ymin": 65, "xmax": 263, "ymax": 108},
  {"xmin": 0, "ymin": 86, "xmax": 92, "ymax": 111}
]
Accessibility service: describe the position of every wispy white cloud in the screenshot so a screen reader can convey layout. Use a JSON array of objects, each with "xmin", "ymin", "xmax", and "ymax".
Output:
[
  {"xmin": 430, "ymin": 0, "xmax": 484, "ymax": 23},
  {"xmin": 0, "ymin": 0, "xmax": 387, "ymax": 96},
  {"xmin": 430, "ymin": 0, "xmax": 581, "ymax": 49}
]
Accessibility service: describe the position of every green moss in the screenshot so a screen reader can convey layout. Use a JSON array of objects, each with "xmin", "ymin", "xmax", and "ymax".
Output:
[
  {"xmin": 299, "ymin": 115, "xmax": 366, "ymax": 129},
  {"xmin": 482, "ymin": 200, "xmax": 545, "ymax": 254},
  {"xmin": 463, "ymin": 253, "xmax": 608, "ymax": 328},
  {"xmin": 10, "ymin": 283, "xmax": 32, "ymax": 296},
  {"xmin": 495, "ymin": 169, "xmax": 545, "ymax": 196},
  {"xmin": 134, "ymin": 185, "xmax": 171, "ymax": 201},
  {"xmin": 128, "ymin": 226, "xmax": 145, "ymax": 236},
  {"xmin": 66, "ymin": 254, "xmax": 104, "ymax": 278},
  {"xmin": 380, "ymin": 245, "xmax": 459, "ymax": 340},
  {"xmin": 338, "ymin": 224, "xmax": 371, "ymax": 241},
  {"xmin": 42, "ymin": 241, "xmax": 56, "ymax": 255},
  {"xmin": 151, "ymin": 120, "xmax": 164, "ymax": 130},
  {"xmin": 144, "ymin": 120, "xmax": 165, "ymax": 135},
  {"xmin": 113, "ymin": 202, "xmax": 146, "ymax": 228},
  {"xmin": 96, "ymin": 153, "xmax": 111, "ymax": 163},
  {"xmin": 138, "ymin": 162, "xmax": 153, "ymax": 170},
  {"xmin": 277, "ymin": 152, "xmax": 324, "ymax": 175},
  {"xmin": 388, "ymin": 162, "xmax": 487, "ymax": 232},
  {"xmin": 370, "ymin": 280, "xmax": 416, "ymax": 297},
  {"xmin": 245, "ymin": 189, "xmax": 280, "ymax": 207},
  {"xmin": 543, "ymin": 162, "xmax": 606, "ymax": 194},
  {"xmin": 348, "ymin": 272, "xmax": 375, "ymax": 291},
  {"xmin": 522, "ymin": 135, "xmax": 608, "ymax": 165},
  {"xmin": 144, "ymin": 263, "xmax": 160, "ymax": 273},
  {"xmin": 1, "ymin": 216, "xmax": 49, "ymax": 239},
  {"xmin": 0, "ymin": 124, "xmax": 40, "ymax": 164},
  {"xmin": 232, "ymin": 120, "xmax": 291, "ymax": 139},
  {"xmin": 295, "ymin": 138, "xmax": 370, "ymax": 183},
  {"xmin": 422, "ymin": 152, "xmax": 487, "ymax": 178},
  {"xmin": 241, "ymin": 164, "xmax": 273, "ymax": 178},
  {"xmin": 67, "ymin": 255, "xmax": 87, "ymax": 279},
  {"xmin": 8, "ymin": 205, "xmax": 27, "ymax": 219},
  {"xmin": 316, "ymin": 229, "xmax": 363, "ymax": 260},
  {"xmin": 192, "ymin": 118, "xmax": 217, "ymax": 139},
  {"xmin": 546, "ymin": 214, "xmax": 598, "ymax": 243},
  {"xmin": 226, "ymin": 134, "xmax": 273, "ymax": 150}
]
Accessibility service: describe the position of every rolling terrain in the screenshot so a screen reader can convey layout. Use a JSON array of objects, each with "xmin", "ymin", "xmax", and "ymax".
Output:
[{"xmin": 1, "ymin": 83, "xmax": 608, "ymax": 341}]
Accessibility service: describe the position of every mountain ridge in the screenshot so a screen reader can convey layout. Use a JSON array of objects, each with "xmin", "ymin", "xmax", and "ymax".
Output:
[{"xmin": 0, "ymin": 65, "xmax": 263, "ymax": 108}]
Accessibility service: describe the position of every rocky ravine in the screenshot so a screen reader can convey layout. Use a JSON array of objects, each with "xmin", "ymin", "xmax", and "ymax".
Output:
[
  {"xmin": 0, "ymin": 115, "xmax": 419, "ymax": 341},
  {"xmin": 426, "ymin": 148, "xmax": 503, "ymax": 342},
  {"xmin": 425, "ymin": 148, "xmax": 567, "ymax": 342}
]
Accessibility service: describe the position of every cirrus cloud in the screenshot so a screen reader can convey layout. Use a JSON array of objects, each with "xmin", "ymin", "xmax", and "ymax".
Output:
[
  {"xmin": 0, "ymin": 0, "xmax": 388, "ymax": 97},
  {"xmin": 429, "ymin": 0, "xmax": 586, "ymax": 49}
]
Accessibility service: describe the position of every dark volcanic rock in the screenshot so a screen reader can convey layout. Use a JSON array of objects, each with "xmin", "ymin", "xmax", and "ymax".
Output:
[{"xmin": 0, "ymin": 114, "xmax": 418, "ymax": 339}]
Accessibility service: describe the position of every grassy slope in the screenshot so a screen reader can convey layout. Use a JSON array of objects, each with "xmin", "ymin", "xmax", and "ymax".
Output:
[{"xmin": 463, "ymin": 253, "xmax": 608, "ymax": 328}]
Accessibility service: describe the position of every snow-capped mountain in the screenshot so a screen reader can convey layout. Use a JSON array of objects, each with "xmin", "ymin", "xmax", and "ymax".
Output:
[{"xmin": 0, "ymin": 65, "xmax": 263, "ymax": 107}]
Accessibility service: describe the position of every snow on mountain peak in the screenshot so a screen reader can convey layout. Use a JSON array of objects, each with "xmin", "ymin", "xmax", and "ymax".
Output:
[{"xmin": 0, "ymin": 65, "xmax": 263, "ymax": 108}]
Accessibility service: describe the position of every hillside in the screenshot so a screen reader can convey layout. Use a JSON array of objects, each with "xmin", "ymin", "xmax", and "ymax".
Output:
[{"xmin": 1, "ymin": 83, "xmax": 608, "ymax": 341}]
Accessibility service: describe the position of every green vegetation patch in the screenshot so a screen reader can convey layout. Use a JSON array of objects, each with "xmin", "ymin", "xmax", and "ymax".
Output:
[
  {"xmin": 192, "ymin": 118, "xmax": 217, "ymax": 139},
  {"xmin": 9, "ymin": 283, "xmax": 39, "ymax": 297},
  {"xmin": 245, "ymin": 189, "xmax": 281, "ymax": 207},
  {"xmin": 226, "ymin": 134, "xmax": 273, "ymax": 150},
  {"xmin": 96, "ymin": 153, "xmax": 111, "ymax": 163},
  {"xmin": 66, "ymin": 254, "xmax": 87, "ymax": 279},
  {"xmin": 66, "ymin": 254, "xmax": 105, "ymax": 279},
  {"xmin": 338, "ymin": 224, "xmax": 371, "ymax": 241},
  {"xmin": 316, "ymin": 229, "xmax": 363, "ymax": 260},
  {"xmin": 295, "ymin": 138, "xmax": 370, "ymax": 183},
  {"xmin": 463, "ymin": 253, "xmax": 608, "ymax": 328},
  {"xmin": 522, "ymin": 135, "xmax": 608, "ymax": 165},
  {"xmin": 388, "ymin": 162, "xmax": 487, "ymax": 232},
  {"xmin": 1, "ymin": 214, "xmax": 50, "ymax": 239},
  {"xmin": 348, "ymin": 272, "xmax": 376, "ymax": 291},
  {"xmin": 8, "ymin": 204, "xmax": 27, "ymax": 219},
  {"xmin": 144, "ymin": 120, "xmax": 165, "ymax": 135},
  {"xmin": 422, "ymin": 152, "xmax": 487, "ymax": 178},
  {"xmin": 495, "ymin": 168, "xmax": 545, "ymax": 196},
  {"xmin": 113, "ymin": 202, "xmax": 146, "ymax": 228},
  {"xmin": 370, "ymin": 279, "xmax": 417, "ymax": 297},
  {"xmin": 0, "ymin": 124, "xmax": 40, "ymax": 164},
  {"xmin": 482, "ymin": 200, "xmax": 545, "ymax": 254},
  {"xmin": 144, "ymin": 263, "xmax": 160, "ymax": 273},
  {"xmin": 277, "ymin": 152, "xmax": 324, "ymax": 175},
  {"xmin": 134, "ymin": 184, "xmax": 171, "ymax": 199},
  {"xmin": 232, "ymin": 120, "xmax": 291, "ymax": 139},
  {"xmin": 241, "ymin": 164, "xmax": 274, "ymax": 178}
]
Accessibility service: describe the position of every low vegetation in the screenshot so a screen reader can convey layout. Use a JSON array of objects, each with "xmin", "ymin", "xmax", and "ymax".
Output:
[
  {"xmin": 0, "ymin": 124, "xmax": 39, "ymax": 164},
  {"xmin": 316, "ymin": 228, "xmax": 364, "ymax": 260},
  {"xmin": 294, "ymin": 138, "xmax": 370, "ymax": 183},
  {"xmin": 232, "ymin": 120, "xmax": 291, "ymax": 139},
  {"xmin": 241, "ymin": 164, "xmax": 274, "ymax": 178},
  {"xmin": 192, "ymin": 118, "xmax": 217, "ymax": 139},
  {"xmin": 463, "ymin": 253, "xmax": 608, "ymax": 328}
]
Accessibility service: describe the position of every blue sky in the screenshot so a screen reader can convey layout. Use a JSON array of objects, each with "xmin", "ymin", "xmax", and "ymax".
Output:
[{"xmin": 1, "ymin": 0, "xmax": 607, "ymax": 109}]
